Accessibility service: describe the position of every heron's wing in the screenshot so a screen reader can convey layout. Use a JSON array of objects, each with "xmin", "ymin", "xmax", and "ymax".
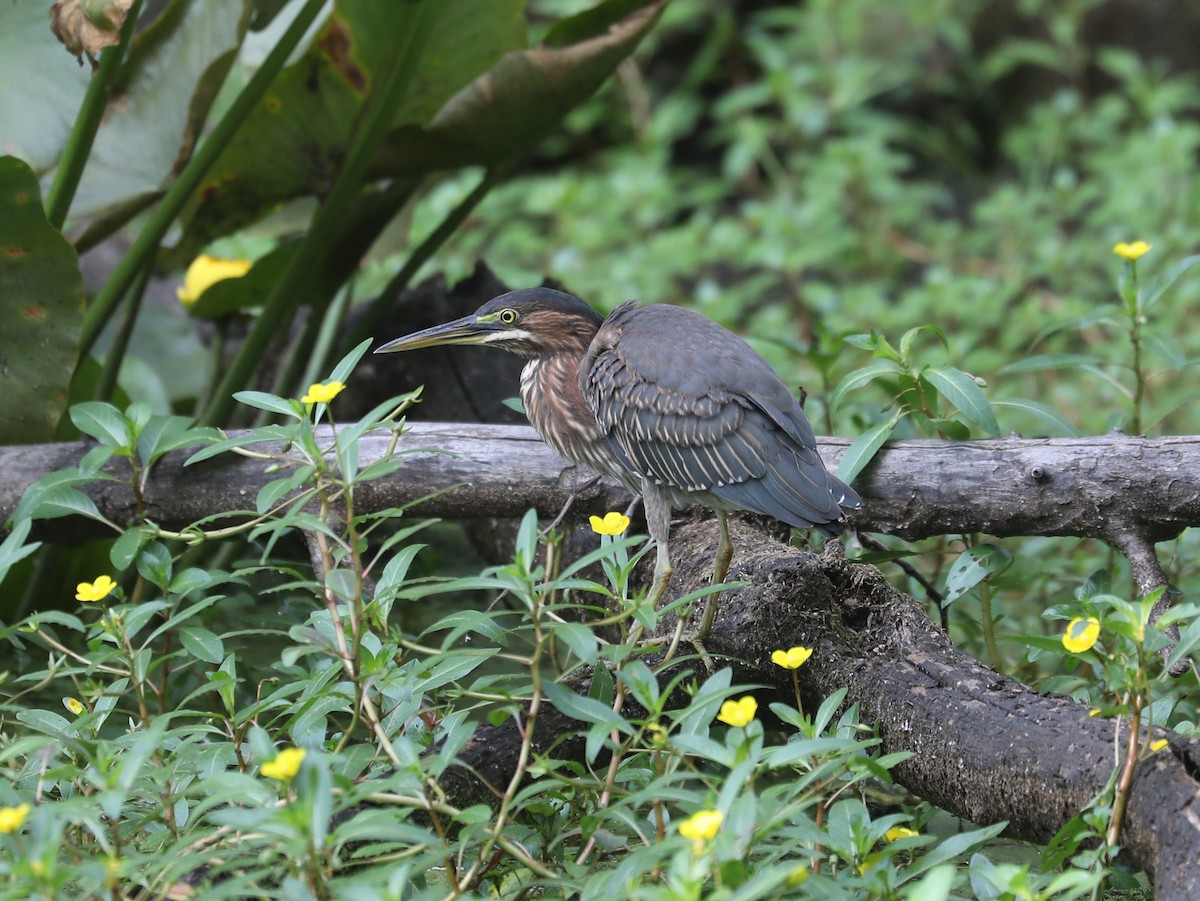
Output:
[{"xmin": 582, "ymin": 304, "xmax": 853, "ymax": 527}]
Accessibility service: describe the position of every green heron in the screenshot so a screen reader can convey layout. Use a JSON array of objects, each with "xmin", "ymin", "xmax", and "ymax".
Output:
[{"xmin": 376, "ymin": 288, "xmax": 859, "ymax": 640}]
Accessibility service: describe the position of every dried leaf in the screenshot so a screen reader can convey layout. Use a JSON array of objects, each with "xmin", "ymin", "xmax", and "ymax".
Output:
[{"xmin": 50, "ymin": 0, "xmax": 135, "ymax": 64}]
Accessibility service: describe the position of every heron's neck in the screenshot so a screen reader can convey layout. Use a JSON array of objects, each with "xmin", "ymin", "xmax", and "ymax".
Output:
[{"xmin": 520, "ymin": 351, "xmax": 606, "ymax": 467}]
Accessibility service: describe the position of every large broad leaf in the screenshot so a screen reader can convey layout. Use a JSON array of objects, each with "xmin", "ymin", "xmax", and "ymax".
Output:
[
  {"xmin": 375, "ymin": 0, "xmax": 670, "ymax": 175},
  {"xmin": 179, "ymin": 0, "xmax": 527, "ymax": 250},
  {"xmin": 0, "ymin": 1, "xmax": 91, "ymax": 173},
  {"xmin": 70, "ymin": 0, "xmax": 254, "ymax": 220},
  {"xmin": 0, "ymin": 156, "xmax": 84, "ymax": 443}
]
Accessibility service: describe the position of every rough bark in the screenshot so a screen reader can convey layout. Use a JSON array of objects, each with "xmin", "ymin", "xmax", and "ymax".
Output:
[{"xmin": 3, "ymin": 426, "xmax": 1200, "ymax": 544}]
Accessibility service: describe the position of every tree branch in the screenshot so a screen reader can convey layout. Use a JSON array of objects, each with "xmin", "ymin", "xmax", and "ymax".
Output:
[{"xmin": 4, "ymin": 427, "xmax": 1200, "ymax": 545}]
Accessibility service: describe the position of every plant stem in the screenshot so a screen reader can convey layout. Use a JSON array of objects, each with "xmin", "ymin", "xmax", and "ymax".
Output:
[
  {"xmin": 45, "ymin": 0, "xmax": 144, "ymax": 230},
  {"xmin": 346, "ymin": 166, "xmax": 508, "ymax": 352},
  {"xmin": 201, "ymin": 3, "xmax": 437, "ymax": 426},
  {"xmin": 78, "ymin": 0, "xmax": 328, "ymax": 358},
  {"xmin": 94, "ymin": 260, "xmax": 153, "ymax": 402},
  {"xmin": 979, "ymin": 580, "xmax": 1001, "ymax": 669}
]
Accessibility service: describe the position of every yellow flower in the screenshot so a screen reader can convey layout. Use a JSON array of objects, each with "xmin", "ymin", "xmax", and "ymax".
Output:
[
  {"xmin": 885, "ymin": 826, "xmax": 920, "ymax": 842},
  {"xmin": 787, "ymin": 866, "xmax": 810, "ymax": 885},
  {"xmin": 260, "ymin": 747, "xmax": 306, "ymax": 781},
  {"xmin": 771, "ymin": 646, "xmax": 813, "ymax": 670},
  {"xmin": 589, "ymin": 512, "xmax": 631, "ymax": 536},
  {"xmin": 64, "ymin": 698, "xmax": 85, "ymax": 716},
  {"xmin": 716, "ymin": 695, "xmax": 757, "ymax": 728},
  {"xmin": 1149, "ymin": 738, "xmax": 1169, "ymax": 752},
  {"xmin": 176, "ymin": 255, "xmax": 252, "ymax": 306},
  {"xmin": 678, "ymin": 809, "xmax": 722, "ymax": 850},
  {"xmin": 300, "ymin": 381, "xmax": 345, "ymax": 405},
  {"xmin": 1062, "ymin": 617, "xmax": 1100, "ymax": 653},
  {"xmin": 1112, "ymin": 241, "xmax": 1151, "ymax": 261},
  {"xmin": 645, "ymin": 723, "xmax": 669, "ymax": 749},
  {"xmin": 0, "ymin": 803, "xmax": 30, "ymax": 834},
  {"xmin": 1088, "ymin": 708, "xmax": 1102, "ymax": 717},
  {"xmin": 75, "ymin": 575, "xmax": 116, "ymax": 603}
]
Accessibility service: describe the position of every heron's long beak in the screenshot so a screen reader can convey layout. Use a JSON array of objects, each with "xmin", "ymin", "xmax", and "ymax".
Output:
[{"xmin": 374, "ymin": 315, "xmax": 488, "ymax": 354}]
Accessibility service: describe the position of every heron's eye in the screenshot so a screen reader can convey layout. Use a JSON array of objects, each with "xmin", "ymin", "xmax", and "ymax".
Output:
[{"xmin": 499, "ymin": 309, "xmax": 519, "ymax": 325}]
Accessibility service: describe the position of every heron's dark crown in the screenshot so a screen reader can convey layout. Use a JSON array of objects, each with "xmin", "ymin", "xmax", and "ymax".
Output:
[
  {"xmin": 478, "ymin": 288, "xmax": 604, "ymax": 325},
  {"xmin": 476, "ymin": 288, "xmax": 605, "ymax": 356}
]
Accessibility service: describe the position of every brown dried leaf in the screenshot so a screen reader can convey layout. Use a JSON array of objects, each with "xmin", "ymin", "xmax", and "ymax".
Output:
[{"xmin": 50, "ymin": 0, "xmax": 135, "ymax": 65}]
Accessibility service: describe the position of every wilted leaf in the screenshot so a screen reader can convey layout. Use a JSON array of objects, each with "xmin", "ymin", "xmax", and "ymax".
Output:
[{"xmin": 50, "ymin": 0, "xmax": 135, "ymax": 64}]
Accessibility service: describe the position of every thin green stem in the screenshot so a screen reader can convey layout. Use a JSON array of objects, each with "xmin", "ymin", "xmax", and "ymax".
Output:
[
  {"xmin": 45, "ymin": 0, "xmax": 144, "ymax": 229},
  {"xmin": 346, "ymin": 166, "xmax": 508, "ymax": 351},
  {"xmin": 201, "ymin": 3, "xmax": 437, "ymax": 427},
  {"xmin": 94, "ymin": 259, "xmax": 153, "ymax": 402},
  {"xmin": 979, "ymin": 580, "xmax": 1001, "ymax": 669},
  {"xmin": 79, "ymin": 0, "xmax": 328, "ymax": 358},
  {"xmin": 1129, "ymin": 262, "xmax": 1145, "ymax": 434}
]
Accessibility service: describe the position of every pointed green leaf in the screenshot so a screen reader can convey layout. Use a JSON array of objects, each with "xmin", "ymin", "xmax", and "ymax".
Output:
[
  {"xmin": 1139, "ymin": 253, "xmax": 1200, "ymax": 315},
  {"xmin": 943, "ymin": 545, "xmax": 1013, "ymax": 607},
  {"xmin": 836, "ymin": 412, "xmax": 901, "ymax": 483},
  {"xmin": 828, "ymin": 359, "xmax": 903, "ymax": 414},
  {"xmin": 991, "ymin": 398, "xmax": 1080, "ymax": 436},
  {"xmin": 922, "ymin": 367, "xmax": 1000, "ymax": 437}
]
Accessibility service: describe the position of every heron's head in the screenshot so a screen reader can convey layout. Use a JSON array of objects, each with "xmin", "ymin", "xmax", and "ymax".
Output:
[{"xmin": 375, "ymin": 288, "xmax": 604, "ymax": 359}]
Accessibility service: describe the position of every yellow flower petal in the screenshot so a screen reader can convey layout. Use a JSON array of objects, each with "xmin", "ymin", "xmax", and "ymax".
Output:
[
  {"xmin": 678, "ymin": 809, "xmax": 723, "ymax": 849},
  {"xmin": 177, "ymin": 255, "xmax": 252, "ymax": 306},
  {"xmin": 589, "ymin": 511, "xmax": 631, "ymax": 536},
  {"xmin": 64, "ymin": 697, "xmax": 85, "ymax": 716},
  {"xmin": 885, "ymin": 826, "xmax": 919, "ymax": 842},
  {"xmin": 771, "ymin": 646, "xmax": 814, "ymax": 669},
  {"xmin": 300, "ymin": 381, "xmax": 345, "ymax": 404},
  {"xmin": 260, "ymin": 747, "xmax": 306, "ymax": 781},
  {"xmin": 0, "ymin": 803, "xmax": 30, "ymax": 834},
  {"xmin": 1112, "ymin": 241, "xmax": 1151, "ymax": 261},
  {"xmin": 1062, "ymin": 617, "xmax": 1100, "ymax": 653},
  {"xmin": 1149, "ymin": 738, "xmax": 1169, "ymax": 752},
  {"xmin": 1088, "ymin": 708, "xmax": 1102, "ymax": 717},
  {"xmin": 716, "ymin": 695, "xmax": 758, "ymax": 728},
  {"xmin": 75, "ymin": 575, "xmax": 116, "ymax": 603}
]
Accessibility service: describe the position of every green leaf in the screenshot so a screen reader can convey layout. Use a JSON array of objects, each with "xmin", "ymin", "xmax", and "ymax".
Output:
[
  {"xmin": 828, "ymin": 359, "xmax": 904, "ymax": 414},
  {"xmin": 232, "ymin": 391, "xmax": 301, "ymax": 419},
  {"xmin": 553, "ymin": 621, "xmax": 599, "ymax": 665},
  {"xmin": 836, "ymin": 412, "xmax": 901, "ymax": 484},
  {"xmin": 183, "ymin": 424, "xmax": 293, "ymax": 465},
  {"xmin": 0, "ymin": 519, "xmax": 40, "ymax": 585},
  {"xmin": 1139, "ymin": 253, "xmax": 1200, "ymax": 315},
  {"xmin": 942, "ymin": 545, "xmax": 1013, "ymax": 607},
  {"xmin": 70, "ymin": 0, "xmax": 253, "ymax": 220},
  {"xmin": 110, "ymin": 526, "xmax": 149, "ymax": 570},
  {"xmin": 70, "ymin": 402, "xmax": 132, "ymax": 450},
  {"xmin": 136, "ymin": 542, "xmax": 173, "ymax": 590},
  {"xmin": 373, "ymin": 0, "xmax": 669, "ymax": 177},
  {"xmin": 898, "ymin": 323, "xmax": 948, "ymax": 363},
  {"xmin": 180, "ymin": 0, "xmax": 527, "ymax": 249},
  {"xmin": 991, "ymin": 398, "xmax": 1080, "ymax": 437},
  {"xmin": 0, "ymin": 5, "xmax": 89, "ymax": 169},
  {"xmin": 180, "ymin": 627, "xmax": 225, "ymax": 665},
  {"xmin": 542, "ymin": 680, "xmax": 629, "ymax": 732},
  {"xmin": 921, "ymin": 366, "xmax": 1000, "ymax": 437},
  {"xmin": 0, "ymin": 157, "xmax": 85, "ymax": 444},
  {"xmin": 999, "ymin": 353, "xmax": 1103, "ymax": 375},
  {"xmin": 136, "ymin": 416, "xmax": 211, "ymax": 468}
]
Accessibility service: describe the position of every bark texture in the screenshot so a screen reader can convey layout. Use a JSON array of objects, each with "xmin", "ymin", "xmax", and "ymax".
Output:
[{"xmin": 4, "ymin": 426, "xmax": 1200, "ymax": 543}]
